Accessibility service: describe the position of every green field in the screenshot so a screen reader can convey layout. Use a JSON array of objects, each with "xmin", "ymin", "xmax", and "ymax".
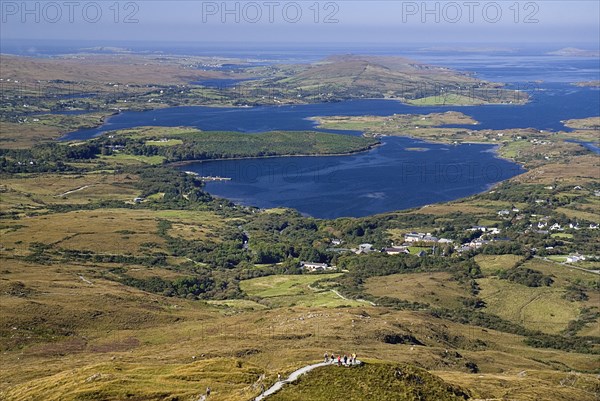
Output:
[
  {"xmin": 100, "ymin": 153, "xmax": 166, "ymax": 165},
  {"xmin": 552, "ymin": 233, "xmax": 574, "ymax": 239},
  {"xmin": 498, "ymin": 140, "xmax": 532, "ymax": 159},
  {"xmin": 405, "ymin": 93, "xmax": 490, "ymax": 106},
  {"xmin": 241, "ymin": 274, "xmax": 342, "ymax": 298},
  {"xmin": 145, "ymin": 139, "xmax": 184, "ymax": 146},
  {"xmin": 475, "ymin": 254, "xmax": 524, "ymax": 275},
  {"xmin": 407, "ymin": 246, "xmax": 430, "ymax": 254},
  {"xmin": 239, "ymin": 274, "xmax": 365, "ymax": 308},
  {"xmin": 478, "ymin": 277, "xmax": 582, "ymax": 334}
]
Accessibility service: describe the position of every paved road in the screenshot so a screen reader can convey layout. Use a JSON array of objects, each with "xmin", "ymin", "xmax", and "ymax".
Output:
[
  {"xmin": 331, "ymin": 289, "xmax": 377, "ymax": 306},
  {"xmin": 253, "ymin": 360, "xmax": 361, "ymax": 401}
]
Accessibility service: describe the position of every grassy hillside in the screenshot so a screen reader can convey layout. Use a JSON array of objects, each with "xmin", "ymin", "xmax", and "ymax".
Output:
[
  {"xmin": 270, "ymin": 363, "xmax": 471, "ymax": 401},
  {"xmin": 0, "ymin": 113, "xmax": 112, "ymax": 149},
  {"xmin": 3, "ymin": 357, "xmax": 265, "ymax": 401},
  {"xmin": 249, "ymin": 55, "xmax": 525, "ymax": 105},
  {"xmin": 365, "ymin": 272, "xmax": 470, "ymax": 309}
]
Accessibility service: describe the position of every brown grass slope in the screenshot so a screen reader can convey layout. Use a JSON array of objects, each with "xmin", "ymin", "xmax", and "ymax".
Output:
[{"xmin": 0, "ymin": 54, "xmax": 223, "ymax": 86}]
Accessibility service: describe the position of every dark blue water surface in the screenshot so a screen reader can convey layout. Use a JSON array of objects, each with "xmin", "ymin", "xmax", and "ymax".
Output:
[
  {"xmin": 54, "ymin": 50, "xmax": 599, "ymax": 218},
  {"xmin": 190, "ymin": 78, "xmax": 259, "ymax": 88},
  {"xmin": 191, "ymin": 138, "xmax": 523, "ymax": 218}
]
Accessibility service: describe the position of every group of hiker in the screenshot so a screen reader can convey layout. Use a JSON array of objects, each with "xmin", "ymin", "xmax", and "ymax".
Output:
[{"xmin": 324, "ymin": 351, "xmax": 358, "ymax": 366}]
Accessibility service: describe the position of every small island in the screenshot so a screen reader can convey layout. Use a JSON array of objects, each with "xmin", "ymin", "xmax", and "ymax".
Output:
[
  {"xmin": 572, "ymin": 81, "xmax": 600, "ymax": 88},
  {"xmin": 312, "ymin": 113, "xmax": 599, "ymax": 169},
  {"xmin": 311, "ymin": 111, "xmax": 478, "ymax": 139},
  {"xmin": 548, "ymin": 47, "xmax": 600, "ymax": 57}
]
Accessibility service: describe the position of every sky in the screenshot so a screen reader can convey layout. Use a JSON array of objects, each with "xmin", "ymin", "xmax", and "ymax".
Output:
[{"xmin": 1, "ymin": 0, "xmax": 599, "ymax": 47}]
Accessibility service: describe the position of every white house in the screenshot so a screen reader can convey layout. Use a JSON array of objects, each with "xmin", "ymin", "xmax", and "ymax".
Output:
[
  {"xmin": 566, "ymin": 255, "xmax": 585, "ymax": 263},
  {"xmin": 300, "ymin": 262, "xmax": 332, "ymax": 272}
]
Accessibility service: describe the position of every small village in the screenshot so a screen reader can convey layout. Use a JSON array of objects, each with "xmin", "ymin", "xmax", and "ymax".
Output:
[{"xmin": 301, "ymin": 213, "xmax": 599, "ymax": 273}]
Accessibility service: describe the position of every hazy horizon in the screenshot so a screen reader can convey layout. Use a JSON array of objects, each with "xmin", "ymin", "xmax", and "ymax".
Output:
[{"xmin": 1, "ymin": 1, "xmax": 599, "ymax": 47}]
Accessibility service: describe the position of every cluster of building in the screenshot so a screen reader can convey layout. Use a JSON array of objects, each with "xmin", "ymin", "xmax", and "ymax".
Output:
[
  {"xmin": 403, "ymin": 232, "xmax": 453, "ymax": 244},
  {"xmin": 497, "ymin": 207, "xmax": 520, "ymax": 217},
  {"xmin": 300, "ymin": 261, "xmax": 335, "ymax": 273},
  {"xmin": 468, "ymin": 226, "xmax": 501, "ymax": 235},
  {"xmin": 457, "ymin": 226, "xmax": 510, "ymax": 252},
  {"xmin": 529, "ymin": 219, "xmax": 599, "ymax": 234},
  {"xmin": 300, "ymin": 221, "xmax": 597, "ymax": 272},
  {"xmin": 497, "ymin": 205, "xmax": 599, "ymax": 234}
]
